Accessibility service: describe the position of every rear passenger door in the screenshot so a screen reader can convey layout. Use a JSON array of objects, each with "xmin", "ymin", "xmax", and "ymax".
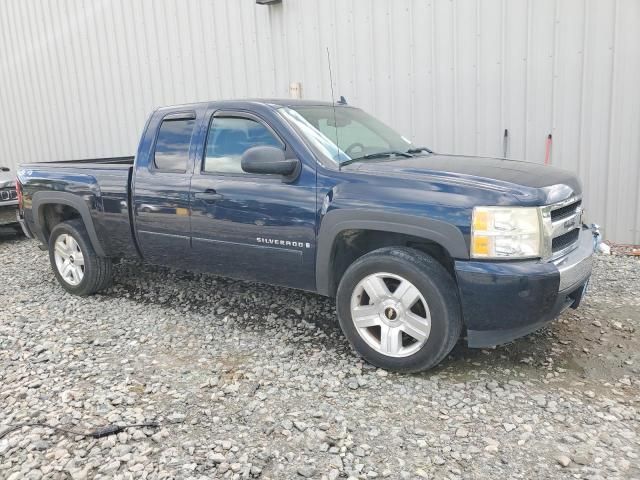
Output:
[
  {"xmin": 189, "ymin": 110, "xmax": 317, "ymax": 290},
  {"xmin": 133, "ymin": 111, "xmax": 196, "ymax": 267}
]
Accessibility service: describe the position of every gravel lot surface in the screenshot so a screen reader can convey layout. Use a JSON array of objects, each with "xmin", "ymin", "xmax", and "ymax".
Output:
[{"xmin": 1, "ymin": 233, "xmax": 639, "ymax": 480}]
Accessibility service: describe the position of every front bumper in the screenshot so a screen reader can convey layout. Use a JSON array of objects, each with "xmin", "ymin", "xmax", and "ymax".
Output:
[
  {"xmin": 0, "ymin": 203, "xmax": 19, "ymax": 226},
  {"xmin": 455, "ymin": 226, "xmax": 594, "ymax": 348}
]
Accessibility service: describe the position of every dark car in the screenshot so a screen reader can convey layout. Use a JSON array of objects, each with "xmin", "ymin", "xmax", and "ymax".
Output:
[
  {"xmin": 16, "ymin": 99, "xmax": 594, "ymax": 372},
  {"xmin": 0, "ymin": 167, "xmax": 20, "ymax": 233}
]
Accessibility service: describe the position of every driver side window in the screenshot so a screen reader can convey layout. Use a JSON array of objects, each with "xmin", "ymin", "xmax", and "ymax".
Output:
[{"xmin": 203, "ymin": 116, "xmax": 283, "ymax": 174}]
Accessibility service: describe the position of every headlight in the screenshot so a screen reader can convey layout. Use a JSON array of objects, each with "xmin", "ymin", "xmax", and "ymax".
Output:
[{"xmin": 471, "ymin": 206, "xmax": 542, "ymax": 259}]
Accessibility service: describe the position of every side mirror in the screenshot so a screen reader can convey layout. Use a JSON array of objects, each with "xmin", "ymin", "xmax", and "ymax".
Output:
[{"xmin": 241, "ymin": 146, "xmax": 299, "ymax": 176}]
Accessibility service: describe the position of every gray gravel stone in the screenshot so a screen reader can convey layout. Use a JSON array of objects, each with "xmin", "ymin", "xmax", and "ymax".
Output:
[
  {"xmin": 297, "ymin": 465, "xmax": 315, "ymax": 477},
  {"xmin": 209, "ymin": 452, "xmax": 226, "ymax": 464},
  {"xmin": 0, "ymin": 236, "xmax": 639, "ymax": 479},
  {"xmin": 503, "ymin": 423, "xmax": 517, "ymax": 432}
]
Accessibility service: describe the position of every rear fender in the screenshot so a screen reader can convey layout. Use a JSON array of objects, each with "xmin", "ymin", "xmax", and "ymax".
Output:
[{"xmin": 32, "ymin": 191, "xmax": 106, "ymax": 257}]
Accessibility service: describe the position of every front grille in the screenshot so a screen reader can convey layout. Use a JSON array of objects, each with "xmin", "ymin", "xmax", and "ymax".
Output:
[
  {"xmin": 551, "ymin": 200, "xmax": 581, "ymax": 222},
  {"xmin": 546, "ymin": 196, "xmax": 583, "ymax": 259},
  {"xmin": 0, "ymin": 188, "xmax": 17, "ymax": 202},
  {"xmin": 552, "ymin": 228, "xmax": 580, "ymax": 253}
]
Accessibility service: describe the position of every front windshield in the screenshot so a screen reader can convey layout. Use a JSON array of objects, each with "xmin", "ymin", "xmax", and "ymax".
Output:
[{"xmin": 279, "ymin": 105, "xmax": 421, "ymax": 165}]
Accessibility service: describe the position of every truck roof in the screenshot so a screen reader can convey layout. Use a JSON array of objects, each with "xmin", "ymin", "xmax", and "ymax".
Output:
[
  {"xmin": 155, "ymin": 98, "xmax": 345, "ymax": 113},
  {"xmin": 250, "ymin": 99, "xmax": 337, "ymax": 108}
]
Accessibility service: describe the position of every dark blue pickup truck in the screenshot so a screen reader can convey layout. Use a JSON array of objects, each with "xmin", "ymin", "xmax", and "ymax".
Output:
[{"xmin": 17, "ymin": 99, "xmax": 594, "ymax": 371}]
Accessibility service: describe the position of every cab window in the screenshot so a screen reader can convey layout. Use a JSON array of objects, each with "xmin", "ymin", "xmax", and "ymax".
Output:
[
  {"xmin": 203, "ymin": 116, "xmax": 283, "ymax": 174},
  {"xmin": 154, "ymin": 118, "xmax": 195, "ymax": 172}
]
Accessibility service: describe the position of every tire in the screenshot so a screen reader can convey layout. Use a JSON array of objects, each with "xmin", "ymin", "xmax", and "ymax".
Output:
[
  {"xmin": 48, "ymin": 219, "xmax": 112, "ymax": 296},
  {"xmin": 336, "ymin": 247, "xmax": 462, "ymax": 373}
]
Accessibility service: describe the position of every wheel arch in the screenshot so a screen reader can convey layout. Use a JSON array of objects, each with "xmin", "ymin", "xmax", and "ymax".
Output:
[
  {"xmin": 316, "ymin": 210, "xmax": 468, "ymax": 296},
  {"xmin": 32, "ymin": 192, "xmax": 106, "ymax": 257}
]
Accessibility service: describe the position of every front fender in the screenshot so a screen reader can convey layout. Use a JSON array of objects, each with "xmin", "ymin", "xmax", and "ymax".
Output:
[{"xmin": 315, "ymin": 209, "xmax": 468, "ymax": 296}]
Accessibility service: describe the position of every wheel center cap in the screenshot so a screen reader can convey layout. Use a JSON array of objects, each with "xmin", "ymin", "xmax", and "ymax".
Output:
[
  {"xmin": 69, "ymin": 256, "xmax": 74, "ymax": 263},
  {"xmin": 379, "ymin": 299, "xmax": 403, "ymax": 326},
  {"xmin": 384, "ymin": 307, "xmax": 398, "ymax": 321}
]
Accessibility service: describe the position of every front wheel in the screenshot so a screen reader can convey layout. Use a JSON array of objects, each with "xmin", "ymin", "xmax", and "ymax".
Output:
[
  {"xmin": 336, "ymin": 247, "xmax": 462, "ymax": 372},
  {"xmin": 48, "ymin": 219, "xmax": 112, "ymax": 296}
]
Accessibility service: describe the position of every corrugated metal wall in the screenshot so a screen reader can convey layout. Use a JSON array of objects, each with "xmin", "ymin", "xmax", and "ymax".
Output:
[{"xmin": 1, "ymin": 0, "xmax": 639, "ymax": 242}]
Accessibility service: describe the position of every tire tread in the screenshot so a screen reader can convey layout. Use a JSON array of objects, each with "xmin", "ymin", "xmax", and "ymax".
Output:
[
  {"xmin": 48, "ymin": 219, "xmax": 112, "ymax": 296},
  {"xmin": 336, "ymin": 246, "xmax": 462, "ymax": 373}
]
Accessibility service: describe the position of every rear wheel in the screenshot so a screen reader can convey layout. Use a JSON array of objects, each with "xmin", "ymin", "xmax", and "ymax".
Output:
[
  {"xmin": 48, "ymin": 219, "xmax": 112, "ymax": 296},
  {"xmin": 336, "ymin": 247, "xmax": 462, "ymax": 372}
]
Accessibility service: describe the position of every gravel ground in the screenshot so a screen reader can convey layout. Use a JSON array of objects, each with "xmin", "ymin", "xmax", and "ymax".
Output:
[{"xmin": 1, "ymin": 233, "xmax": 639, "ymax": 480}]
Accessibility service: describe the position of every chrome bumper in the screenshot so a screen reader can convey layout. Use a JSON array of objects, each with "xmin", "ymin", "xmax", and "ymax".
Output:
[{"xmin": 553, "ymin": 226, "xmax": 594, "ymax": 292}]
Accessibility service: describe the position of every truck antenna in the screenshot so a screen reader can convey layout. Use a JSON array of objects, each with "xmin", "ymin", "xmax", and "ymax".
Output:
[{"xmin": 326, "ymin": 47, "xmax": 342, "ymax": 170}]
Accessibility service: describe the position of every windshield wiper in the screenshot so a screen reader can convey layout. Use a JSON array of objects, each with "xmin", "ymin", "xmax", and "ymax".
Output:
[
  {"xmin": 339, "ymin": 150, "xmax": 413, "ymax": 169},
  {"xmin": 406, "ymin": 146, "xmax": 433, "ymax": 154},
  {"xmin": 341, "ymin": 148, "xmax": 430, "ymax": 168},
  {"xmin": 362, "ymin": 150, "xmax": 414, "ymax": 159}
]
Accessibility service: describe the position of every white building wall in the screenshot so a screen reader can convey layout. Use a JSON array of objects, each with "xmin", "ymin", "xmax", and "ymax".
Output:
[{"xmin": 0, "ymin": 0, "xmax": 639, "ymax": 242}]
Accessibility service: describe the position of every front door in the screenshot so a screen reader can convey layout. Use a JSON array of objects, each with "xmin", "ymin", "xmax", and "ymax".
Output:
[{"xmin": 189, "ymin": 110, "xmax": 317, "ymax": 290}]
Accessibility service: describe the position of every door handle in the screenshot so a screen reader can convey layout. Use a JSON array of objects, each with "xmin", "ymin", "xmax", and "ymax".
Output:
[{"xmin": 195, "ymin": 190, "xmax": 223, "ymax": 202}]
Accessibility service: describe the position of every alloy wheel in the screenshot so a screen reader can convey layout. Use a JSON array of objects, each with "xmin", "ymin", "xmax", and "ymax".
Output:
[
  {"xmin": 53, "ymin": 234, "xmax": 85, "ymax": 286},
  {"xmin": 350, "ymin": 272, "xmax": 431, "ymax": 357}
]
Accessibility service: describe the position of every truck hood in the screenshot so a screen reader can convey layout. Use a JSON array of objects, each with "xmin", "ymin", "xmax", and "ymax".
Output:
[{"xmin": 345, "ymin": 154, "xmax": 581, "ymax": 205}]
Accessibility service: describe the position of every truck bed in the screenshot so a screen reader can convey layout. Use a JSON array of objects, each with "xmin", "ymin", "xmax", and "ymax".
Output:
[
  {"xmin": 25, "ymin": 156, "xmax": 134, "ymax": 169},
  {"xmin": 19, "ymin": 157, "xmax": 138, "ymax": 259}
]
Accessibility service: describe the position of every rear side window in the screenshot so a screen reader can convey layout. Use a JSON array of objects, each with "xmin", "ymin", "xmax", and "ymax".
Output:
[{"xmin": 154, "ymin": 118, "xmax": 195, "ymax": 171}]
